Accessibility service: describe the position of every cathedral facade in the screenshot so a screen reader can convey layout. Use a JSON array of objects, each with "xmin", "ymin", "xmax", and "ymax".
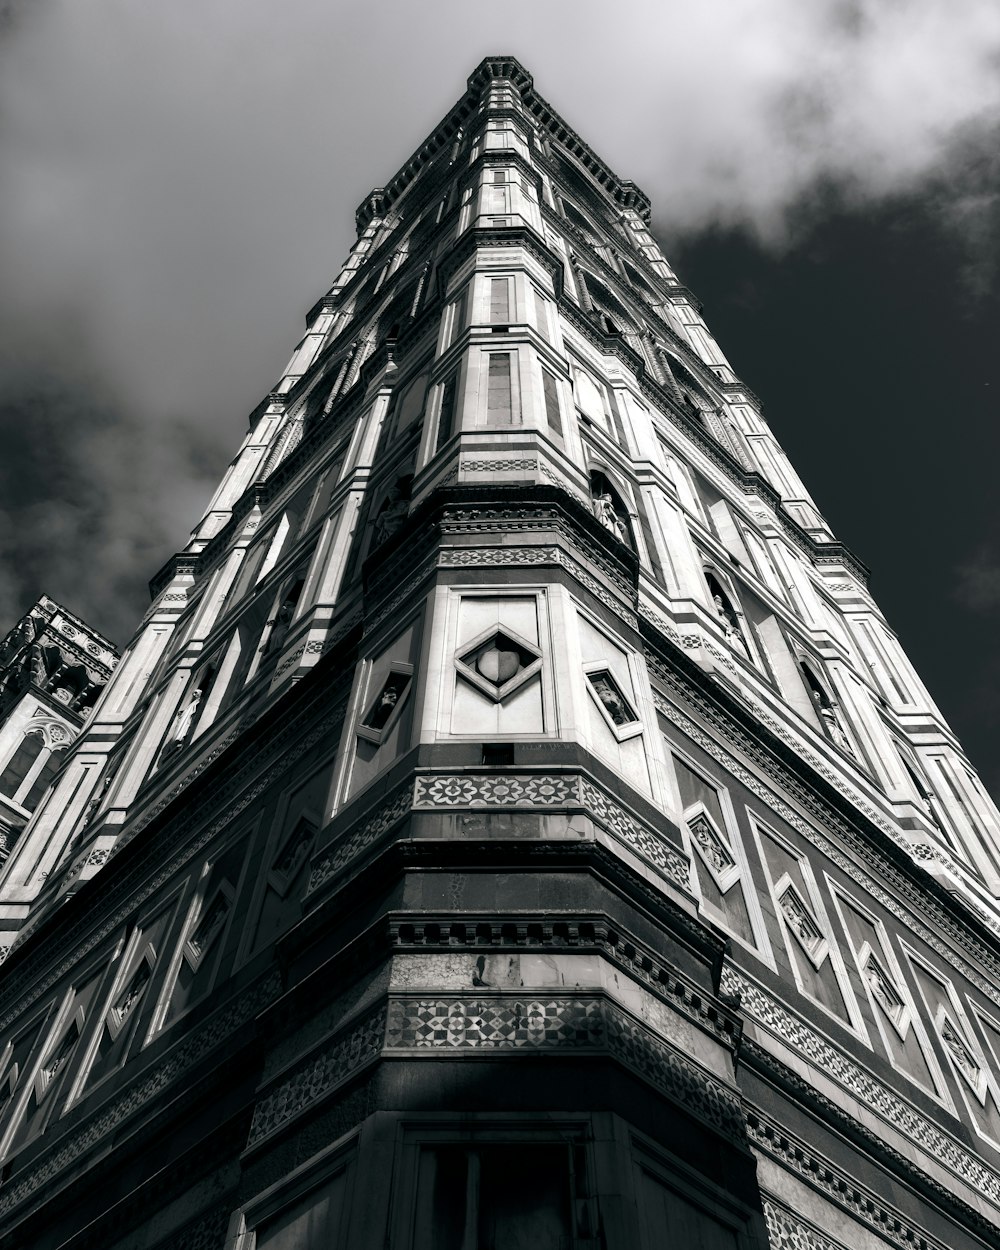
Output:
[{"xmin": 0, "ymin": 56, "xmax": 998, "ymax": 1250}]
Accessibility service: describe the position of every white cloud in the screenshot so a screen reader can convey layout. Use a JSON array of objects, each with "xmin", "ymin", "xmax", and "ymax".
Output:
[{"xmin": 0, "ymin": 0, "xmax": 997, "ymax": 636}]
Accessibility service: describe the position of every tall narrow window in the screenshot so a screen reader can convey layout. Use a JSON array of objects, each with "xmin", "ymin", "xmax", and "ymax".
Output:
[
  {"xmin": 413, "ymin": 1144, "xmax": 579, "ymax": 1250},
  {"xmin": 486, "ymin": 354, "xmax": 513, "ymax": 424},
  {"xmin": 489, "ymin": 278, "xmax": 510, "ymax": 324},
  {"xmin": 22, "ymin": 752, "xmax": 63, "ymax": 810},
  {"xmin": 541, "ymin": 367, "xmax": 562, "ymax": 436},
  {"xmin": 450, "ymin": 287, "xmax": 468, "ymax": 345},
  {"xmin": 0, "ymin": 734, "xmax": 44, "ymax": 799},
  {"xmin": 436, "ymin": 373, "xmax": 458, "ymax": 452}
]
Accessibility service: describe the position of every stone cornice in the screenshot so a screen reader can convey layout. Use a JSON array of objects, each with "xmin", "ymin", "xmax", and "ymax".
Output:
[
  {"xmin": 741, "ymin": 1035, "xmax": 1000, "ymax": 1247},
  {"xmin": 434, "ymin": 223, "xmax": 565, "ymax": 301}
]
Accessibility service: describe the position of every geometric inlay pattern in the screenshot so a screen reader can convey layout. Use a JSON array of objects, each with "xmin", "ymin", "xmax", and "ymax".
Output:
[
  {"xmin": 763, "ymin": 1197, "xmax": 848, "ymax": 1250},
  {"xmin": 307, "ymin": 785, "xmax": 414, "ymax": 895},
  {"xmin": 247, "ymin": 993, "xmax": 745, "ymax": 1151},
  {"xmin": 385, "ymin": 994, "xmax": 745, "ymax": 1142},
  {"xmin": 247, "ymin": 1006, "xmax": 386, "ymax": 1147},
  {"xmin": 307, "ymin": 772, "xmax": 691, "ymax": 899},
  {"xmin": 416, "ymin": 774, "xmax": 574, "ymax": 807},
  {"xmin": 386, "ymin": 997, "xmax": 604, "ymax": 1049},
  {"xmin": 456, "ymin": 627, "xmax": 542, "ymax": 703}
]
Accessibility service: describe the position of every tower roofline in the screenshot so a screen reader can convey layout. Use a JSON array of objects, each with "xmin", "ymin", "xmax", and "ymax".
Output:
[{"xmin": 355, "ymin": 54, "xmax": 652, "ymax": 234}]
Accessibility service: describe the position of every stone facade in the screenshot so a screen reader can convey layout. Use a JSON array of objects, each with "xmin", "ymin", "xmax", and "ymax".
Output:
[{"xmin": 0, "ymin": 55, "xmax": 997, "ymax": 1249}]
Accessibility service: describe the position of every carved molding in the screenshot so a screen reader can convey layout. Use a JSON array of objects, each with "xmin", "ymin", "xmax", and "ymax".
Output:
[
  {"xmin": 762, "ymin": 1198, "xmax": 847, "ymax": 1250},
  {"xmin": 727, "ymin": 968, "xmax": 1000, "ymax": 1210},
  {"xmin": 308, "ymin": 784, "xmax": 414, "ymax": 895},
  {"xmin": 749, "ymin": 1113, "xmax": 950, "ymax": 1250},
  {"xmin": 384, "ymin": 993, "xmax": 744, "ymax": 1139},
  {"xmin": 387, "ymin": 914, "xmax": 740, "ymax": 1054},
  {"xmin": 248, "ymin": 991, "xmax": 743, "ymax": 1151},
  {"xmin": 247, "ymin": 1005, "xmax": 386, "ymax": 1147},
  {"xmin": 309, "ymin": 771, "xmax": 689, "ymax": 898}
]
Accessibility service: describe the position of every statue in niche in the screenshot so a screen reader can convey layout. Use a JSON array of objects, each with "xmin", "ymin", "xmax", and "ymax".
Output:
[
  {"xmin": 592, "ymin": 490, "xmax": 629, "ymax": 543},
  {"xmin": 688, "ymin": 815, "xmax": 730, "ymax": 872},
  {"xmin": 712, "ymin": 592, "xmax": 743, "ymax": 646},
  {"xmin": 809, "ymin": 687, "xmax": 851, "ymax": 751},
  {"xmin": 13, "ymin": 615, "xmax": 41, "ymax": 653},
  {"xmin": 82, "ymin": 773, "xmax": 113, "ymax": 828},
  {"xmin": 368, "ymin": 683, "xmax": 399, "ymax": 730},
  {"xmin": 163, "ymin": 687, "xmax": 202, "ymax": 756},
  {"xmin": 23, "ymin": 644, "xmax": 48, "ymax": 688},
  {"xmin": 114, "ymin": 967, "xmax": 150, "ymax": 1022},
  {"xmin": 863, "ymin": 959, "xmax": 891, "ymax": 1000},
  {"xmin": 372, "ymin": 488, "xmax": 409, "ymax": 549},
  {"xmin": 263, "ymin": 598, "xmax": 295, "ymax": 657},
  {"xmin": 591, "ymin": 674, "xmax": 629, "ymax": 726},
  {"xmin": 940, "ymin": 1019, "xmax": 979, "ymax": 1080},
  {"xmin": 779, "ymin": 890, "xmax": 819, "ymax": 950}
]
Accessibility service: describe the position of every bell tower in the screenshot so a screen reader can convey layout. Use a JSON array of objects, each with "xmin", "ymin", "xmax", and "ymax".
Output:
[{"xmin": 1, "ymin": 56, "xmax": 1000, "ymax": 1250}]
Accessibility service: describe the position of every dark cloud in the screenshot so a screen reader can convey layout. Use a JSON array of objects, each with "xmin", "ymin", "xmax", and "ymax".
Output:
[
  {"xmin": 1, "ymin": 0, "xmax": 999, "ymax": 795},
  {"xmin": 955, "ymin": 548, "xmax": 1000, "ymax": 612}
]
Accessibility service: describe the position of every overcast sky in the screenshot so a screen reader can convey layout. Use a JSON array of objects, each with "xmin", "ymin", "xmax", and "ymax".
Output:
[{"xmin": 1, "ymin": 0, "xmax": 999, "ymax": 791}]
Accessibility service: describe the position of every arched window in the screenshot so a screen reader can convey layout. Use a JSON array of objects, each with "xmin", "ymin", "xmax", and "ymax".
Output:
[
  {"xmin": 582, "ymin": 274, "xmax": 638, "ymax": 338},
  {"xmin": 0, "ymin": 733, "xmax": 44, "ymax": 797},
  {"xmin": 562, "ymin": 200, "xmax": 602, "ymax": 246},
  {"xmin": 705, "ymin": 571, "xmax": 750, "ymax": 658},
  {"xmin": 370, "ymin": 475, "xmax": 413, "ymax": 552},
  {"xmin": 799, "ymin": 661, "xmax": 853, "ymax": 753},
  {"xmin": 0, "ymin": 729, "xmax": 67, "ymax": 812}
]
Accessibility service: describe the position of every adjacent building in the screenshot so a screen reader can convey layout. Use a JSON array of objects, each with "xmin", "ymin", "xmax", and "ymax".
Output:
[{"xmin": 0, "ymin": 56, "xmax": 998, "ymax": 1250}]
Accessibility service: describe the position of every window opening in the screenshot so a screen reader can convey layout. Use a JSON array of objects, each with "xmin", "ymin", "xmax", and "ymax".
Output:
[
  {"xmin": 541, "ymin": 367, "xmax": 562, "ymax": 437},
  {"xmin": 371, "ymin": 477, "xmax": 413, "ymax": 549},
  {"xmin": 486, "ymin": 354, "xmax": 513, "ymax": 424},
  {"xmin": 489, "ymin": 278, "xmax": 510, "ymax": 324},
  {"xmin": 705, "ymin": 572, "xmax": 748, "ymax": 656},
  {"xmin": 799, "ymin": 661, "xmax": 852, "ymax": 753},
  {"xmin": 436, "ymin": 373, "xmax": 459, "ymax": 452},
  {"xmin": 413, "ymin": 1144, "xmax": 577, "ymax": 1250}
]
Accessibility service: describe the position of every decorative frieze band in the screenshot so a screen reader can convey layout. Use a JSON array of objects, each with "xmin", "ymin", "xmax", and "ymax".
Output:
[
  {"xmin": 247, "ymin": 1006, "xmax": 386, "ymax": 1147},
  {"xmin": 762, "ymin": 1198, "xmax": 847, "ymax": 1250},
  {"xmin": 308, "ymin": 772, "xmax": 689, "ymax": 898},
  {"xmin": 749, "ymin": 1113, "xmax": 944, "ymax": 1250},
  {"xmin": 247, "ymin": 992, "xmax": 744, "ymax": 1150},
  {"xmin": 727, "ymin": 968, "xmax": 1000, "ymax": 1210}
]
